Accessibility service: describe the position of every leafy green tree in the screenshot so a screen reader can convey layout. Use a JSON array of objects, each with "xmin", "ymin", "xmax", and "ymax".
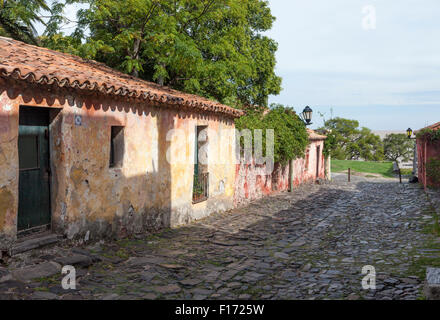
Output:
[
  {"xmin": 235, "ymin": 104, "xmax": 309, "ymax": 164},
  {"xmin": 347, "ymin": 127, "xmax": 384, "ymax": 161},
  {"xmin": 0, "ymin": 0, "xmax": 50, "ymax": 44},
  {"xmin": 319, "ymin": 117, "xmax": 383, "ymax": 161},
  {"xmin": 42, "ymin": 0, "xmax": 281, "ymax": 107},
  {"xmin": 383, "ymin": 133, "xmax": 413, "ymax": 163}
]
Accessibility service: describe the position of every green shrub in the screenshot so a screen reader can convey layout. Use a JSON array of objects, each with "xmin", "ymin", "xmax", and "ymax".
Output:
[
  {"xmin": 416, "ymin": 128, "xmax": 440, "ymax": 141},
  {"xmin": 235, "ymin": 104, "xmax": 309, "ymax": 165}
]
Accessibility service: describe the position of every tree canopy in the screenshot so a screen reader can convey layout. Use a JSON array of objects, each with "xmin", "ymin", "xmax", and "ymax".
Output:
[
  {"xmin": 383, "ymin": 133, "xmax": 413, "ymax": 163},
  {"xmin": 235, "ymin": 104, "xmax": 309, "ymax": 164},
  {"xmin": 0, "ymin": 0, "xmax": 50, "ymax": 44},
  {"xmin": 40, "ymin": 0, "xmax": 282, "ymax": 108},
  {"xmin": 319, "ymin": 117, "xmax": 384, "ymax": 161}
]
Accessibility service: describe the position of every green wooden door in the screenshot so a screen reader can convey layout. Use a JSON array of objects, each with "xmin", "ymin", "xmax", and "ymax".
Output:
[
  {"xmin": 18, "ymin": 107, "xmax": 51, "ymax": 232},
  {"xmin": 194, "ymin": 126, "xmax": 199, "ymax": 176}
]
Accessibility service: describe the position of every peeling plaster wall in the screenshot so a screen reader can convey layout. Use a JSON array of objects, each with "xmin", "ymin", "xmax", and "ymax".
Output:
[
  {"xmin": 0, "ymin": 80, "xmax": 235, "ymax": 247},
  {"xmin": 234, "ymin": 140, "xmax": 326, "ymax": 207},
  {"xmin": 0, "ymin": 86, "xmax": 18, "ymax": 246}
]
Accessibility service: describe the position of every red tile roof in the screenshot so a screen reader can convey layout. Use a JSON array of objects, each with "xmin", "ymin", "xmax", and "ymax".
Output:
[
  {"xmin": 0, "ymin": 37, "xmax": 243, "ymax": 118},
  {"xmin": 422, "ymin": 122, "xmax": 440, "ymax": 131}
]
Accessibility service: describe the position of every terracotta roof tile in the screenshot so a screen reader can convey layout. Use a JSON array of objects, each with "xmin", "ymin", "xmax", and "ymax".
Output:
[
  {"xmin": 0, "ymin": 37, "xmax": 243, "ymax": 118},
  {"xmin": 424, "ymin": 122, "xmax": 440, "ymax": 131}
]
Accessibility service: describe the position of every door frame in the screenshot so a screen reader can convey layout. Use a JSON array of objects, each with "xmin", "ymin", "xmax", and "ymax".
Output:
[
  {"xmin": 316, "ymin": 145, "xmax": 321, "ymax": 179},
  {"xmin": 17, "ymin": 105, "xmax": 62, "ymax": 237}
]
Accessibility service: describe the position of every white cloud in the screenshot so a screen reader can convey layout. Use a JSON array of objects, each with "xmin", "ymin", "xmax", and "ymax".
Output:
[{"xmin": 267, "ymin": 0, "xmax": 440, "ymax": 113}]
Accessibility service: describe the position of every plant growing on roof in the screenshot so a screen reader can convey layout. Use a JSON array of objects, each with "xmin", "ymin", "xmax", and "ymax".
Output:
[{"xmin": 416, "ymin": 128, "xmax": 440, "ymax": 142}]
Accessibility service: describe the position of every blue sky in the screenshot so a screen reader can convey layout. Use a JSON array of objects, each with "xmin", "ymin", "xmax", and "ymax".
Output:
[
  {"xmin": 265, "ymin": 0, "xmax": 440, "ymax": 130},
  {"xmin": 36, "ymin": 0, "xmax": 440, "ymax": 131}
]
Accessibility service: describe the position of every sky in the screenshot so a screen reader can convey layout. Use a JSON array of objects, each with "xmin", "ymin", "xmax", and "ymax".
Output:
[
  {"xmin": 35, "ymin": 0, "xmax": 440, "ymax": 131},
  {"xmin": 265, "ymin": 0, "xmax": 440, "ymax": 130}
]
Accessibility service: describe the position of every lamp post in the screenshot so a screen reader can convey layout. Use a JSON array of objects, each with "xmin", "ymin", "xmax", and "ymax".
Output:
[
  {"xmin": 300, "ymin": 106, "xmax": 313, "ymax": 126},
  {"xmin": 406, "ymin": 128, "xmax": 418, "ymax": 182}
]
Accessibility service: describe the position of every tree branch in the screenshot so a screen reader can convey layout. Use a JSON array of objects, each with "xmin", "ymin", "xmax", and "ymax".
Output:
[
  {"xmin": 181, "ymin": 0, "xmax": 216, "ymax": 32},
  {"xmin": 140, "ymin": 0, "xmax": 160, "ymax": 38}
]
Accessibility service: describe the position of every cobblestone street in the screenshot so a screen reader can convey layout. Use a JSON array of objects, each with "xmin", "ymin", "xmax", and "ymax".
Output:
[{"xmin": 2, "ymin": 173, "xmax": 440, "ymax": 300}]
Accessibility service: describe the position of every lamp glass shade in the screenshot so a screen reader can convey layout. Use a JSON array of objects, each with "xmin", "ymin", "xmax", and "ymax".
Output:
[
  {"xmin": 407, "ymin": 128, "xmax": 413, "ymax": 139},
  {"xmin": 302, "ymin": 106, "xmax": 313, "ymax": 124}
]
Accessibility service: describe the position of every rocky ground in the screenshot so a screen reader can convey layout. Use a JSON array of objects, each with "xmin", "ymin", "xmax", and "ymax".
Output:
[{"xmin": 1, "ymin": 173, "xmax": 440, "ymax": 300}]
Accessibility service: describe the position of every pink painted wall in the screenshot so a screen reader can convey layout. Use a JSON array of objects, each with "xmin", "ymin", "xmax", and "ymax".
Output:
[
  {"xmin": 234, "ymin": 139, "xmax": 326, "ymax": 207},
  {"xmin": 417, "ymin": 137, "xmax": 440, "ymax": 189}
]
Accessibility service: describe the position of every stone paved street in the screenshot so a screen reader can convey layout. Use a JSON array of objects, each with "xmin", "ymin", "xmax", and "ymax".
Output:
[{"xmin": 1, "ymin": 173, "xmax": 440, "ymax": 300}]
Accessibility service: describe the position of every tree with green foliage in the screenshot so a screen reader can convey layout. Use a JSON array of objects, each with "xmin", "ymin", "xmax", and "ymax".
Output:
[
  {"xmin": 383, "ymin": 133, "xmax": 413, "ymax": 163},
  {"xmin": 42, "ymin": 0, "xmax": 281, "ymax": 108},
  {"xmin": 0, "ymin": 0, "xmax": 50, "ymax": 44},
  {"xmin": 320, "ymin": 118, "xmax": 359, "ymax": 160},
  {"xmin": 319, "ymin": 117, "xmax": 383, "ymax": 161},
  {"xmin": 235, "ymin": 104, "xmax": 309, "ymax": 164},
  {"xmin": 347, "ymin": 127, "xmax": 384, "ymax": 161}
]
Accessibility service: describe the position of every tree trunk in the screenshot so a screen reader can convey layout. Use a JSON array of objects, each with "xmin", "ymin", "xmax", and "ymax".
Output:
[
  {"xmin": 130, "ymin": 38, "xmax": 141, "ymax": 78},
  {"xmin": 157, "ymin": 62, "xmax": 166, "ymax": 86}
]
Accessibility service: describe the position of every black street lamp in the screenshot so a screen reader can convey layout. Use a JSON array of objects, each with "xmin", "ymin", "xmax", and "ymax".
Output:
[
  {"xmin": 406, "ymin": 127, "xmax": 418, "ymax": 182},
  {"xmin": 300, "ymin": 106, "xmax": 313, "ymax": 126}
]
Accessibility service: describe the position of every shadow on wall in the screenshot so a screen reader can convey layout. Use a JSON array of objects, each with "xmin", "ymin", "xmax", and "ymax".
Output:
[{"xmin": 0, "ymin": 85, "xmax": 181, "ymax": 242}]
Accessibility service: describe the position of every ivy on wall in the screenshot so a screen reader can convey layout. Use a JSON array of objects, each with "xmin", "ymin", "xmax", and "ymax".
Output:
[
  {"xmin": 416, "ymin": 128, "xmax": 440, "ymax": 142},
  {"xmin": 321, "ymin": 131, "xmax": 335, "ymax": 158},
  {"xmin": 235, "ymin": 104, "xmax": 309, "ymax": 165}
]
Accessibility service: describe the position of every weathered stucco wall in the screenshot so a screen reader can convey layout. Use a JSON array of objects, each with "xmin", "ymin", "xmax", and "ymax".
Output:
[
  {"xmin": 234, "ymin": 139, "xmax": 325, "ymax": 207},
  {"xmin": 417, "ymin": 138, "xmax": 440, "ymax": 189},
  {"xmin": 0, "ymin": 86, "xmax": 17, "ymax": 245},
  {"xmin": 0, "ymin": 78, "xmax": 236, "ymax": 247}
]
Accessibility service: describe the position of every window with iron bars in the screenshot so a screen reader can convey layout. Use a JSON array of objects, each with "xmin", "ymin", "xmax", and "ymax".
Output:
[
  {"xmin": 193, "ymin": 172, "xmax": 209, "ymax": 203},
  {"xmin": 193, "ymin": 126, "xmax": 209, "ymax": 203}
]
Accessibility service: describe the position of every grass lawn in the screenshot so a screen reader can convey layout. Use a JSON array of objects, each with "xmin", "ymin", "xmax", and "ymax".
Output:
[{"xmin": 331, "ymin": 160, "xmax": 395, "ymax": 178}]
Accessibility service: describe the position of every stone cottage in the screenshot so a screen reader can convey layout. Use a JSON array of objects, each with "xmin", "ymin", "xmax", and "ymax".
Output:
[
  {"xmin": 416, "ymin": 122, "xmax": 440, "ymax": 189},
  {"xmin": 0, "ymin": 37, "xmax": 242, "ymax": 249}
]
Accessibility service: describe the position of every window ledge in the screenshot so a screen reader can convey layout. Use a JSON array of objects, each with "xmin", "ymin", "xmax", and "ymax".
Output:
[{"xmin": 192, "ymin": 197, "xmax": 208, "ymax": 205}]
